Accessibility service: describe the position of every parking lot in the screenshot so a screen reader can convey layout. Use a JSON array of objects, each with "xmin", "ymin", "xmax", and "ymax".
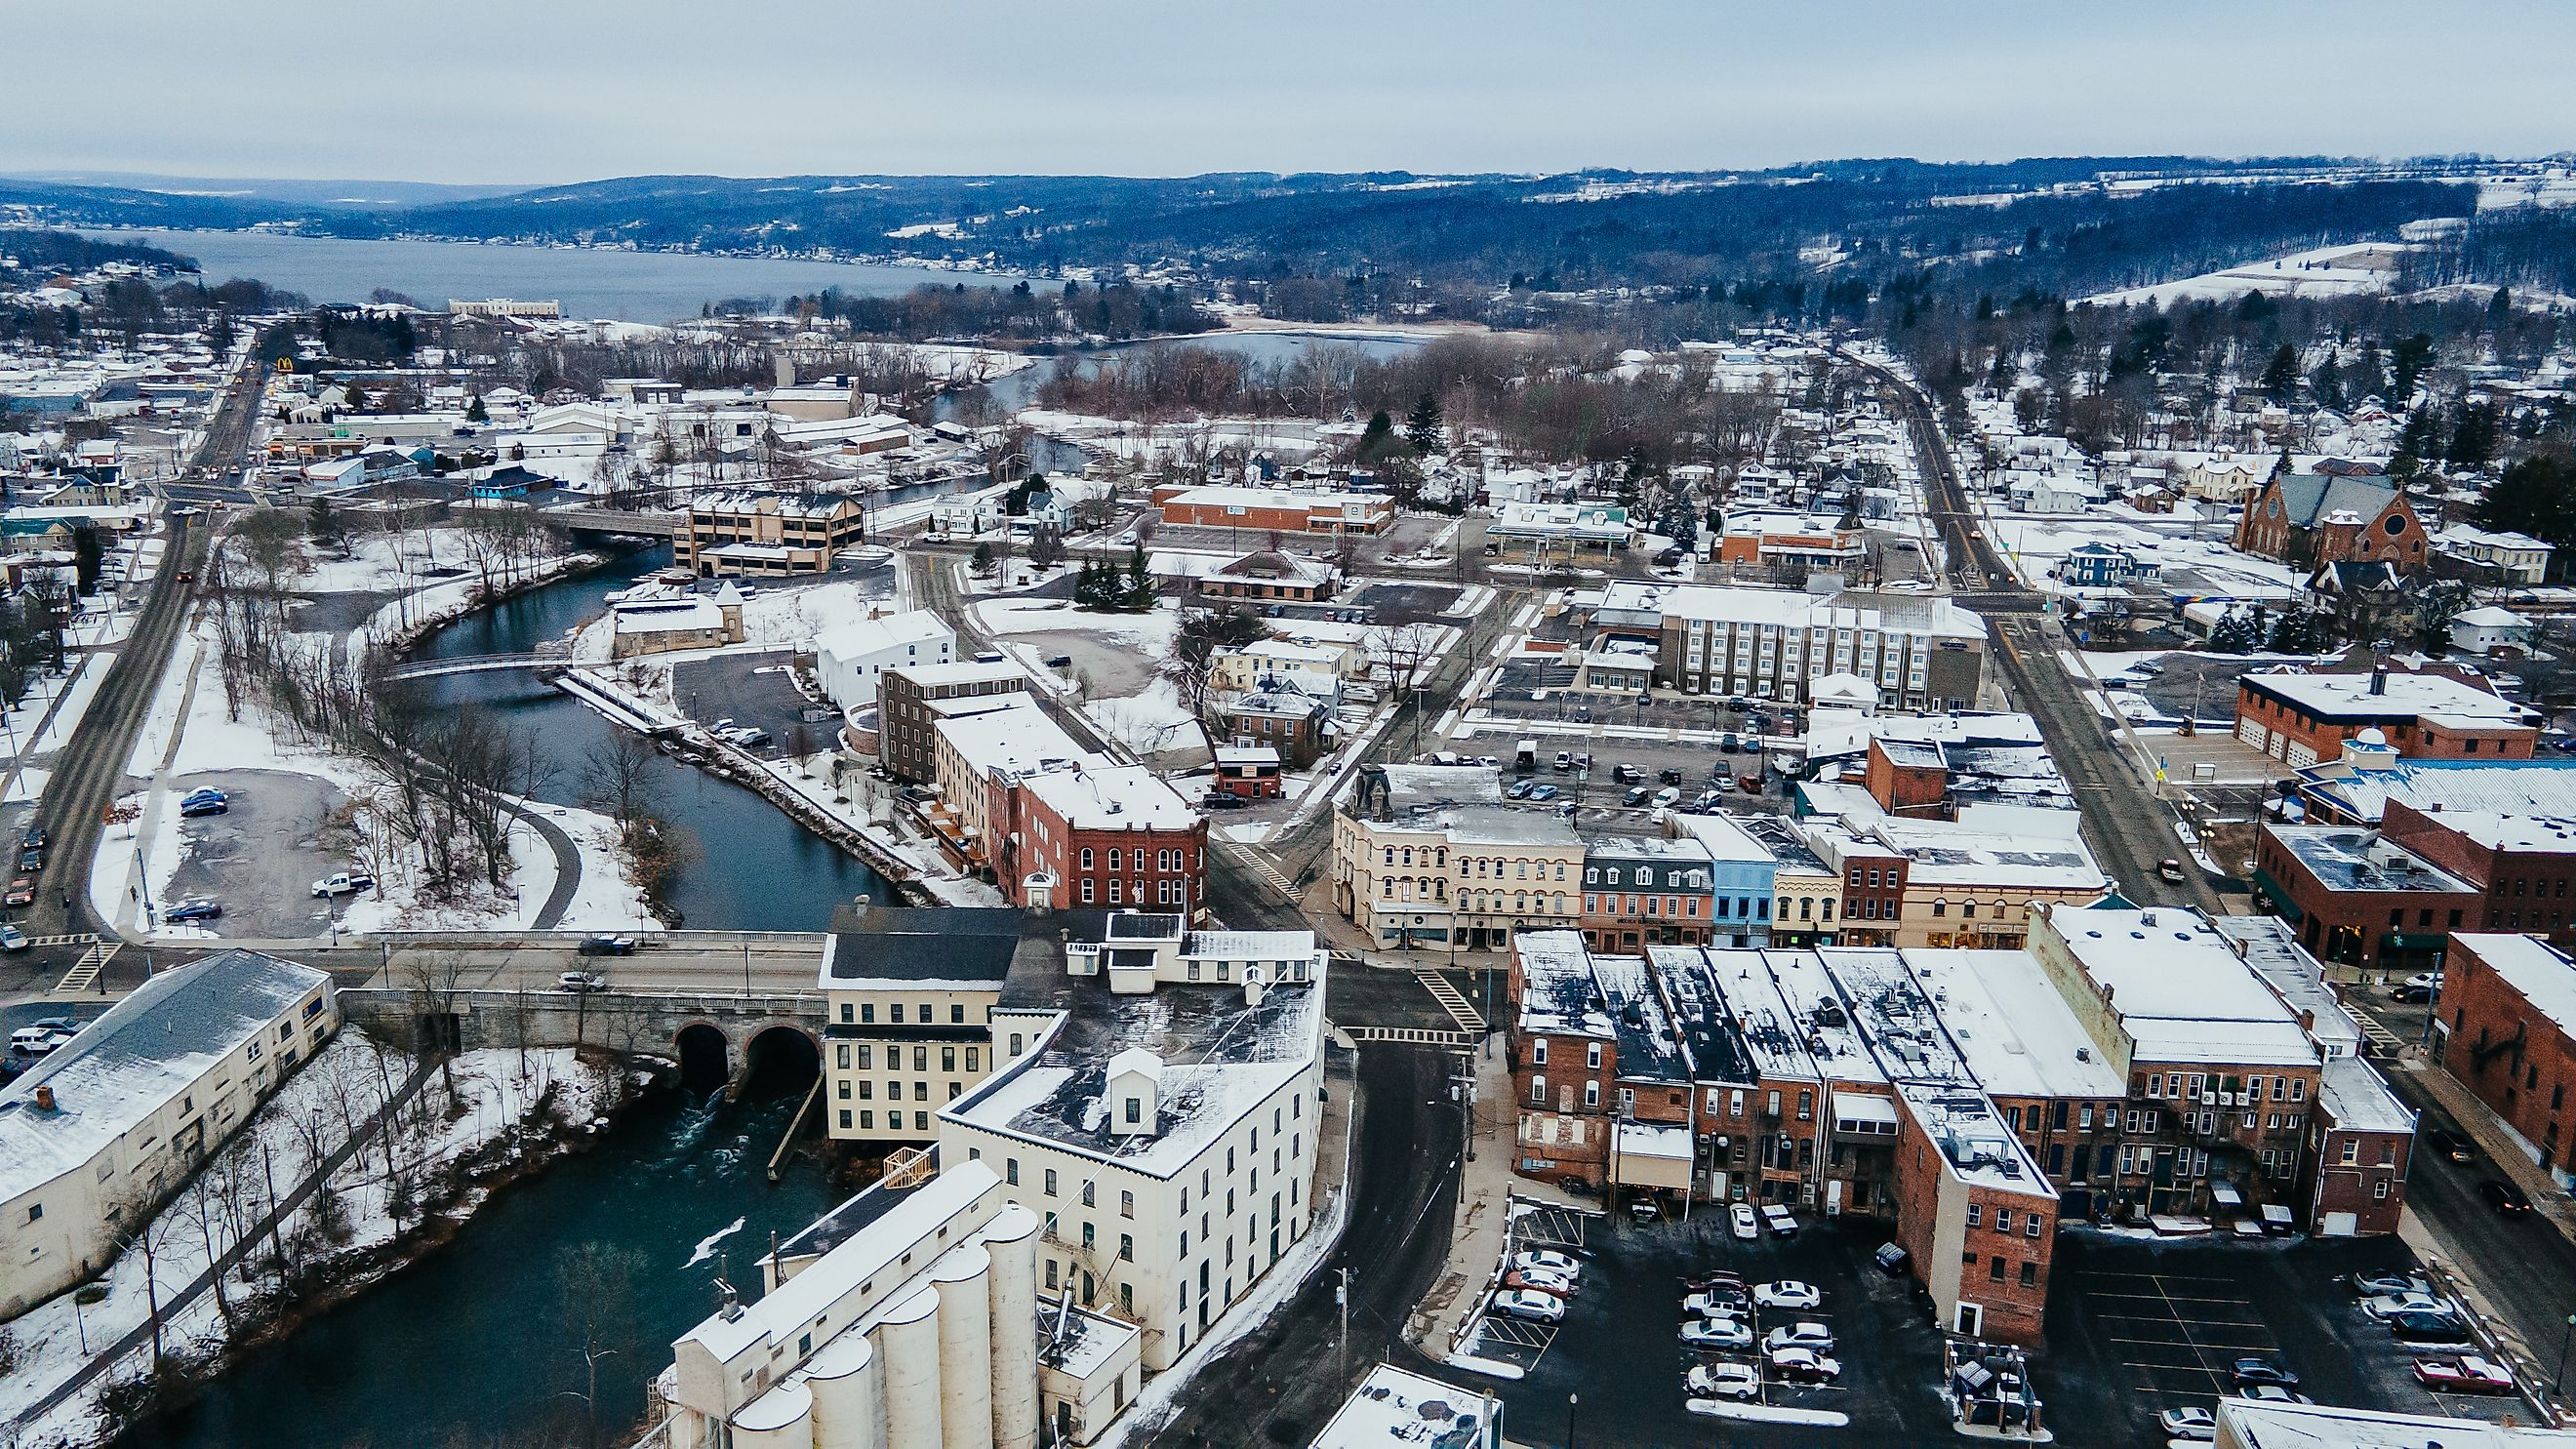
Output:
[
  {"xmin": 2040, "ymin": 1232, "xmax": 2533, "ymax": 1448},
  {"xmin": 1472, "ymin": 1205, "xmax": 1957, "ymax": 1448},
  {"xmin": 670, "ymin": 648, "xmax": 821, "ymax": 754},
  {"xmin": 1451, "ymin": 1204, "xmax": 2536, "ymax": 1449}
]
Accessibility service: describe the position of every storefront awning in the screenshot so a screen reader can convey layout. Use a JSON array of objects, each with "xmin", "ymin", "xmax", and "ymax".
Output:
[{"xmin": 1612, "ymin": 1122, "xmax": 1695, "ymax": 1190}]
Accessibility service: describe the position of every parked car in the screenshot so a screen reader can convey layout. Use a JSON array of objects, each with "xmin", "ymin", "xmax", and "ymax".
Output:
[
  {"xmin": 1653, "ymin": 786, "xmax": 1680, "ymax": 807},
  {"xmin": 1503, "ymin": 1268, "xmax": 1577, "ymax": 1299},
  {"xmin": 5, "ymin": 878, "xmax": 35, "ymax": 907},
  {"xmin": 1201, "ymin": 791, "xmax": 1252, "ymax": 811},
  {"xmin": 1628, "ymin": 1196, "xmax": 1661, "ymax": 1224},
  {"xmin": 1761, "ymin": 1204, "xmax": 1799, "ymax": 1237},
  {"xmin": 2344, "ymin": 1269, "xmax": 2434, "ymax": 1298},
  {"xmin": 1730, "ymin": 1203, "xmax": 1758, "ymax": 1240},
  {"xmin": 1623, "ymin": 786, "xmax": 1651, "ymax": 807},
  {"xmin": 2158, "ymin": 859, "xmax": 2187, "ymax": 883},
  {"xmin": 1872, "ymin": 1241, "xmax": 1911, "ymax": 1276},
  {"xmin": 2234, "ymin": 1386, "xmax": 2314, "ymax": 1405},
  {"xmin": 310, "ymin": 870, "xmax": 377, "ymax": 899},
  {"xmin": 2478, "ymin": 1178, "xmax": 2535, "ymax": 1214},
  {"xmin": 1763, "ymin": 1323, "xmax": 1835, "ymax": 1354},
  {"xmin": 1686, "ymin": 1361, "xmax": 1761, "ymax": 1400},
  {"xmin": 179, "ymin": 794, "xmax": 229, "ymax": 818},
  {"xmin": 1489, "ymin": 1289, "xmax": 1564, "ymax": 1325},
  {"xmin": 2423, "ymin": 1128, "xmax": 2474, "ymax": 1163},
  {"xmin": 10, "ymin": 1026, "xmax": 67, "ymax": 1054},
  {"xmin": 2414, "ymin": 1355, "xmax": 2516, "ymax": 1394},
  {"xmin": 1612, "ymin": 764, "xmax": 1642, "ymax": 785},
  {"xmin": 2157, "ymin": 1407, "xmax": 2218, "ymax": 1442},
  {"xmin": 2363, "ymin": 1292, "xmax": 2458, "ymax": 1322},
  {"xmin": 557, "ymin": 971, "xmax": 609, "ymax": 992},
  {"xmin": 1507, "ymin": 780, "xmax": 1538, "ymax": 800},
  {"xmin": 1765, "ymin": 1347, "xmax": 1842, "ymax": 1384},
  {"xmin": 1528, "ymin": 784, "xmax": 1558, "ymax": 801},
  {"xmin": 2231, "ymin": 1358, "xmax": 2299, "ymax": 1389},
  {"xmin": 1657, "ymin": 767, "xmax": 1684, "ymax": 785},
  {"xmin": 2393, "ymin": 973, "xmax": 2442, "ymax": 1003},
  {"xmin": 2387, "ymin": 1310, "xmax": 2475, "ymax": 1345},
  {"xmin": 1682, "ymin": 1291, "xmax": 1751, "ymax": 1319},
  {"xmin": 1552, "ymin": 751, "xmax": 1574, "ymax": 772},
  {"xmin": 1753, "ymin": 1280, "xmax": 1823, "ymax": 1310},
  {"xmin": 164, "ymin": 898, "xmax": 222, "ymax": 922},
  {"xmin": 0, "ymin": 924, "xmax": 26, "ymax": 952},
  {"xmin": 1719, "ymin": 733, "xmax": 1741, "ymax": 753},
  {"xmin": 1511, "ymin": 1249, "xmax": 1582, "ymax": 1278},
  {"xmin": 1680, "ymin": 1317, "xmax": 1753, "ymax": 1350},
  {"xmin": 578, "ymin": 934, "xmax": 639, "ymax": 957}
]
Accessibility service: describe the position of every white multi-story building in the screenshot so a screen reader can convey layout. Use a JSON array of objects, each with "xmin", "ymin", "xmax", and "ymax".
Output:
[
  {"xmin": 816, "ymin": 610, "xmax": 957, "ymax": 711},
  {"xmin": 0, "ymin": 950, "xmax": 338, "ymax": 1316},
  {"xmin": 1584, "ymin": 582, "xmax": 1988, "ymax": 711},
  {"xmin": 936, "ymin": 910, "xmax": 1329, "ymax": 1373}
]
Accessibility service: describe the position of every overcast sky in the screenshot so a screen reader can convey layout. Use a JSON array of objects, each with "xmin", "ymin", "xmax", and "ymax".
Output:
[{"xmin": 9, "ymin": 1, "xmax": 2574, "ymax": 185}]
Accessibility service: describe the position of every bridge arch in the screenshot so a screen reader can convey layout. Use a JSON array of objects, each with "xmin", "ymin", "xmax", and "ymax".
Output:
[
  {"xmin": 743, "ymin": 1024, "xmax": 822, "ymax": 1096},
  {"xmin": 674, "ymin": 1022, "xmax": 731, "ymax": 1092}
]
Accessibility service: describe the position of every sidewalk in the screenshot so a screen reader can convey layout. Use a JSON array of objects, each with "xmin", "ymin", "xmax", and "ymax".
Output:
[{"xmin": 1405, "ymin": 1038, "xmax": 1591, "ymax": 1360}]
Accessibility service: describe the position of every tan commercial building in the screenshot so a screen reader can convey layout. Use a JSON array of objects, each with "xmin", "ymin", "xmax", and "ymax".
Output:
[
  {"xmin": 1336, "ymin": 765, "xmax": 1582, "ymax": 950},
  {"xmin": 677, "ymin": 491, "xmax": 867, "ymax": 577}
]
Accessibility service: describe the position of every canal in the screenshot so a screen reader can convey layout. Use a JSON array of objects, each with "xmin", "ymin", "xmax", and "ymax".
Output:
[
  {"xmin": 410, "ymin": 543, "xmax": 886, "ymax": 930},
  {"xmin": 135, "ymin": 1062, "xmax": 838, "ymax": 1449}
]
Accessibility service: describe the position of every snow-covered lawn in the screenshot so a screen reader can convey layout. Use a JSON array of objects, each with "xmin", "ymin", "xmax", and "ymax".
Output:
[
  {"xmin": 1, "ymin": 1037, "xmax": 624, "ymax": 1448},
  {"xmin": 974, "ymin": 596, "xmax": 1181, "ymax": 653}
]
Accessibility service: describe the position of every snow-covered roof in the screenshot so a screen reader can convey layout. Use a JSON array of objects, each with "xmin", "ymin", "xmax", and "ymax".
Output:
[
  {"xmin": 935, "ymin": 699, "xmax": 1097, "ymax": 780},
  {"xmin": 2452, "ymin": 606, "xmax": 2531, "ymax": 628},
  {"xmin": 2040, "ymin": 907, "xmax": 2320, "ymax": 1067},
  {"xmin": 1020, "ymin": 761, "xmax": 1199, "ymax": 832},
  {"xmin": 2453, "ymin": 933, "xmax": 2576, "ymax": 1039},
  {"xmin": 0, "ymin": 950, "xmax": 331, "ymax": 1204},
  {"xmin": 1893, "ymin": 949, "xmax": 2125, "ymax": 1100},
  {"xmin": 1310, "ymin": 1365, "xmax": 1499, "ymax": 1449},
  {"xmin": 2238, "ymin": 667, "xmax": 2533, "ymax": 729},
  {"xmin": 2318, "ymin": 1056, "xmax": 2415, "ymax": 1136},
  {"xmin": 815, "ymin": 608, "xmax": 953, "ymax": 664}
]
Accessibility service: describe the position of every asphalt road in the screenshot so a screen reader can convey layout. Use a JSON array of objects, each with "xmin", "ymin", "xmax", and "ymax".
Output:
[
  {"xmin": 1856, "ymin": 357, "xmax": 2220, "ymax": 913},
  {"xmin": 1147, "ymin": 1042, "xmax": 1464, "ymax": 1448}
]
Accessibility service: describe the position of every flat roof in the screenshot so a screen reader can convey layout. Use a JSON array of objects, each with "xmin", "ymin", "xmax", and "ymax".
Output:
[
  {"xmin": 2303, "ymin": 756, "xmax": 2576, "ymax": 825},
  {"xmin": 2319, "ymin": 1056, "xmax": 2416, "ymax": 1136},
  {"xmin": 2240, "ymin": 668, "xmax": 2533, "ymax": 728},
  {"xmin": 2219, "ymin": 1397, "xmax": 2576, "ymax": 1449},
  {"xmin": 1308, "ymin": 1364, "xmax": 1498, "ymax": 1449},
  {"xmin": 2268, "ymin": 826, "xmax": 2478, "ymax": 894},
  {"xmin": 2454, "ymin": 933, "xmax": 2576, "ymax": 1039},
  {"xmin": 2213, "ymin": 915, "xmax": 2363, "ymax": 1051},
  {"xmin": 1021, "ymin": 761, "xmax": 1199, "ymax": 832},
  {"xmin": 1516, "ymin": 931, "xmax": 1611, "ymax": 1039},
  {"xmin": 2047, "ymin": 908, "xmax": 2320, "ymax": 1067},
  {"xmin": 1897, "ymin": 948, "xmax": 2126, "ymax": 1100}
]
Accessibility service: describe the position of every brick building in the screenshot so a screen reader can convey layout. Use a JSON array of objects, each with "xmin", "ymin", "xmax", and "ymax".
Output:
[
  {"xmin": 2234, "ymin": 467, "xmax": 2428, "ymax": 572},
  {"xmin": 2251, "ymin": 823, "xmax": 2478, "ymax": 973},
  {"xmin": 1579, "ymin": 835, "xmax": 1718, "ymax": 950},
  {"xmin": 1156, "ymin": 484, "xmax": 1391, "ymax": 535},
  {"xmin": 675, "ymin": 491, "xmax": 866, "ymax": 577},
  {"xmin": 2436, "ymin": 933, "xmax": 2576, "ymax": 1182},
  {"xmin": 2309, "ymin": 1057, "xmax": 2416, "ymax": 1234},
  {"xmin": 2234, "ymin": 665, "xmax": 2538, "ymax": 769},
  {"xmin": 2379, "ymin": 801, "xmax": 2576, "ymax": 947},
  {"xmin": 992, "ymin": 761, "xmax": 1207, "ymax": 912},
  {"xmin": 874, "ymin": 661, "xmax": 1029, "ymax": 784}
]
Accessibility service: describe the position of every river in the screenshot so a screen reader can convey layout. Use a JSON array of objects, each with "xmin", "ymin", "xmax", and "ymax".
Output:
[
  {"xmin": 410, "ymin": 544, "xmax": 886, "ymax": 930},
  {"xmin": 136, "ymin": 1068, "xmax": 837, "ymax": 1449},
  {"xmin": 84, "ymin": 227, "xmax": 1026, "ymax": 322}
]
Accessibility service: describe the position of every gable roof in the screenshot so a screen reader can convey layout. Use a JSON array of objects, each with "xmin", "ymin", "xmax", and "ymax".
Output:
[{"xmin": 2272, "ymin": 472, "xmax": 2404, "ymax": 530}]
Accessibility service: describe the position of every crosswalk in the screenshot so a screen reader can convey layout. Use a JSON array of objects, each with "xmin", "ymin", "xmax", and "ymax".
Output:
[
  {"xmin": 2356, "ymin": 1014, "xmax": 2408, "ymax": 1056},
  {"xmin": 1344, "ymin": 1026, "xmax": 1477, "ymax": 1047},
  {"xmin": 55, "ymin": 941, "xmax": 120, "ymax": 994},
  {"xmin": 1414, "ymin": 969, "xmax": 1487, "ymax": 1033}
]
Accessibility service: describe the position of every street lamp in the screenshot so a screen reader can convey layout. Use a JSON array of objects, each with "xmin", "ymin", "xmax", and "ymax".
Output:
[
  {"xmin": 2556, "ymin": 1312, "xmax": 2576, "ymax": 1395},
  {"xmin": 1566, "ymin": 1392, "xmax": 1579, "ymax": 1449}
]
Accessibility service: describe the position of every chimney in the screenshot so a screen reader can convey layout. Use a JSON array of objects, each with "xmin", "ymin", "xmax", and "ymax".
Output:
[
  {"xmin": 33, "ymin": 1084, "xmax": 56, "ymax": 1111},
  {"xmin": 2370, "ymin": 665, "xmax": 2388, "ymax": 696}
]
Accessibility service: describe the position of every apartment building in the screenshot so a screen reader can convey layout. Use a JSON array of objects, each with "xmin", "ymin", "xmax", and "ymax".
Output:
[
  {"xmin": 820, "ymin": 908, "xmax": 1030, "ymax": 1146},
  {"xmin": 929, "ymin": 700, "xmax": 1098, "ymax": 872},
  {"xmin": 875, "ymin": 661, "xmax": 1028, "ymax": 783},
  {"xmin": 1585, "ymin": 581, "xmax": 1987, "ymax": 710},
  {"xmin": 996, "ymin": 761, "xmax": 1207, "ymax": 912},
  {"xmin": 0, "ymin": 951, "xmax": 339, "ymax": 1316},
  {"xmin": 1333, "ymin": 764, "xmax": 1583, "ymax": 950},
  {"xmin": 815, "ymin": 610, "xmax": 955, "ymax": 711}
]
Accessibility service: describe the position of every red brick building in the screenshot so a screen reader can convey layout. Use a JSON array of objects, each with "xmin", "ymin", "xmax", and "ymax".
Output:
[
  {"xmin": 2437, "ymin": 933, "xmax": 2576, "ymax": 1179},
  {"xmin": 1156, "ymin": 484, "xmax": 1391, "ymax": 535},
  {"xmin": 1863, "ymin": 737, "xmax": 1950, "ymax": 819},
  {"xmin": 2379, "ymin": 801, "xmax": 2576, "ymax": 946},
  {"xmin": 1507, "ymin": 934, "xmax": 1622, "ymax": 1189},
  {"xmin": 1837, "ymin": 842, "xmax": 1909, "ymax": 946},
  {"xmin": 991, "ymin": 761, "xmax": 1208, "ymax": 911},
  {"xmin": 2234, "ymin": 664, "xmax": 2538, "ymax": 768},
  {"xmin": 2251, "ymin": 823, "xmax": 2479, "ymax": 972},
  {"xmin": 2234, "ymin": 467, "xmax": 2428, "ymax": 572},
  {"xmin": 1888, "ymin": 1090, "xmax": 2059, "ymax": 1344},
  {"xmin": 2308, "ymin": 1057, "xmax": 2416, "ymax": 1234}
]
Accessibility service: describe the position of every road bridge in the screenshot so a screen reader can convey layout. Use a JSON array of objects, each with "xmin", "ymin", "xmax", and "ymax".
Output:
[
  {"xmin": 338, "ymin": 985, "xmax": 821, "ymax": 1089},
  {"xmin": 545, "ymin": 507, "xmax": 683, "ymax": 539}
]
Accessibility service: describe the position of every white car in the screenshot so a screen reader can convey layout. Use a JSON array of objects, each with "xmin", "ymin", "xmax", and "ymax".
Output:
[
  {"xmin": 556, "ymin": 971, "xmax": 609, "ymax": 993},
  {"xmin": 1511, "ymin": 1249, "xmax": 1581, "ymax": 1278},
  {"xmin": 2158, "ymin": 1407, "xmax": 2217, "ymax": 1442},
  {"xmin": 1680, "ymin": 1317, "xmax": 1753, "ymax": 1350},
  {"xmin": 1686, "ymin": 1361, "xmax": 1761, "ymax": 1400},
  {"xmin": 1763, "ymin": 1322, "xmax": 1836, "ymax": 1354},
  {"xmin": 1490, "ymin": 1288, "xmax": 1564, "ymax": 1325},
  {"xmin": 1764, "ymin": 1346, "xmax": 1843, "ymax": 1384},
  {"xmin": 2361, "ymin": 1291, "xmax": 2456, "ymax": 1322},
  {"xmin": 1753, "ymin": 1280, "xmax": 1823, "ymax": 1310},
  {"xmin": 1730, "ymin": 1203, "xmax": 1759, "ymax": 1240}
]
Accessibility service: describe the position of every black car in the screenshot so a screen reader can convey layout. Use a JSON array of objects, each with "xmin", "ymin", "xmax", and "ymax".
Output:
[
  {"xmin": 1657, "ymin": 767, "xmax": 1683, "ymax": 785},
  {"xmin": 577, "ymin": 934, "xmax": 639, "ymax": 957},
  {"xmin": 2386, "ymin": 1310, "xmax": 2475, "ymax": 1345},
  {"xmin": 1200, "ymin": 792, "xmax": 1252, "ymax": 811},
  {"xmin": 2425, "ymin": 1127, "xmax": 2474, "ymax": 1163},
  {"xmin": 2232, "ymin": 1357, "xmax": 2299, "ymax": 1389},
  {"xmin": 2478, "ymin": 1178, "xmax": 2534, "ymax": 1214},
  {"xmin": 1623, "ymin": 787, "xmax": 1651, "ymax": 807},
  {"xmin": 19, "ymin": 826, "xmax": 47, "ymax": 852},
  {"xmin": 16, "ymin": 847, "xmax": 41, "ymax": 873}
]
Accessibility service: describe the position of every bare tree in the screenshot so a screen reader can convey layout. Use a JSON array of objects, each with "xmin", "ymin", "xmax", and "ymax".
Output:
[{"xmin": 555, "ymin": 1242, "xmax": 646, "ymax": 1449}]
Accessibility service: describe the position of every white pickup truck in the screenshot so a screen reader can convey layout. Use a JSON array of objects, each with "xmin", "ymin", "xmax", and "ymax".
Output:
[{"xmin": 310, "ymin": 871, "xmax": 377, "ymax": 899}]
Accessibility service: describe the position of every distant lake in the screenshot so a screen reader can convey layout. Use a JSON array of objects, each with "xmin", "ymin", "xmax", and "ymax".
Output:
[{"xmin": 82, "ymin": 227, "xmax": 1026, "ymax": 323}]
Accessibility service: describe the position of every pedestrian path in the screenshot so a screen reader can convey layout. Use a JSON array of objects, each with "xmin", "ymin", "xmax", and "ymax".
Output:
[
  {"xmin": 54, "ymin": 941, "xmax": 119, "ymax": 993},
  {"xmin": 1414, "ymin": 968, "xmax": 1486, "ymax": 1033}
]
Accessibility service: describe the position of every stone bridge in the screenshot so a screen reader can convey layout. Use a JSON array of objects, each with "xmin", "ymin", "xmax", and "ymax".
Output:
[{"xmin": 339, "ymin": 986, "xmax": 825, "ymax": 1090}]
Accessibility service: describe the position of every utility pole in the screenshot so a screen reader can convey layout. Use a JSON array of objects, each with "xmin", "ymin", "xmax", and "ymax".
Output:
[
  {"xmin": 1452, "ymin": 1053, "xmax": 1477, "ymax": 1163},
  {"xmin": 1335, "ymin": 1266, "xmax": 1351, "ymax": 1387}
]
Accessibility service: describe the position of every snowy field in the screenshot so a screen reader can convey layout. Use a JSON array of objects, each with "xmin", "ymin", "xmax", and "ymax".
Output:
[
  {"xmin": 1, "ymin": 1037, "xmax": 624, "ymax": 1449},
  {"xmin": 2085, "ymin": 241, "xmax": 2416, "ymax": 307}
]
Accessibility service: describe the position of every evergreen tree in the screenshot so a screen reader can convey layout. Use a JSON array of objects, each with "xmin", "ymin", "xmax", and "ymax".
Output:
[
  {"xmin": 2307, "ymin": 352, "xmax": 2345, "ymax": 411},
  {"xmin": 2446, "ymin": 403, "xmax": 2500, "ymax": 470},
  {"xmin": 2490, "ymin": 287, "xmax": 2515, "ymax": 325},
  {"xmin": 2475, "ymin": 454, "xmax": 2576, "ymax": 560},
  {"xmin": 1125, "ymin": 544, "xmax": 1152, "ymax": 606},
  {"xmin": 465, "ymin": 393, "xmax": 489, "ymax": 423},
  {"xmin": 1355, "ymin": 409, "xmax": 1399, "ymax": 463},
  {"xmin": 1403, "ymin": 393, "xmax": 1445, "ymax": 456},
  {"xmin": 2259, "ymin": 343, "xmax": 2300, "ymax": 404},
  {"xmin": 2208, "ymin": 607, "xmax": 2258, "ymax": 654},
  {"xmin": 2390, "ymin": 408, "xmax": 2441, "ymax": 482},
  {"xmin": 2389, "ymin": 333, "xmax": 2436, "ymax": 402}
]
